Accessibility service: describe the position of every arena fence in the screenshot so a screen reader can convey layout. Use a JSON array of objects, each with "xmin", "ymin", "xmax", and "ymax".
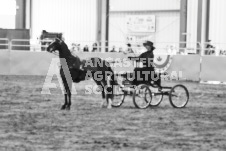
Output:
[
  {"xmin": 0, "ymin": 39, "xmax": 226, "ymax": 83},
  {"xmin": 0, "ymin": 38, "xmax": 9, "ymax": 50}
]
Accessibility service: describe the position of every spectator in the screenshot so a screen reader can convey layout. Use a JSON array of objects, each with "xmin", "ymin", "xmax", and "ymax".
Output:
[
  {"xmin": 127, "ymin": 43, "xmax": 134, "ymax": 53},
  {"xmin": 92, "ymin": 43, "xmax": 98, "ymax": 52},
  {"xmin": 83, "ymin": 45, "xmax": 89, "ymax": 52},
  {"xmin": 110, "ymin": 45, "xmax": 117, "ymax": 52},
  {"xmin": 77, "ymin": 44, "xmax": 81, "ymax": 52},
  {"xmin": 70, "ymin": 43, "xmax": 77, "ymax": 53},
  {"xmin": 220, "ymin": 50, "xmax": 226, "ymax": 56},
  {"xmin": 206, "ymin": 40, "xmax": 215, "ymax": 55},
  {"xmin": 119, "ymin": 47, "xmax": 123, "ymax": 53},
  {"xmin": 167, "ymin": 45, "xmax": 177, "ymax": 55}
]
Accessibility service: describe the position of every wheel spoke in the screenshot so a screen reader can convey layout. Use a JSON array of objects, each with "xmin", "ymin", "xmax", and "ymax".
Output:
[
  {"xmin": 111, "ymin": 85, "xmax": 125, "ymax": 107},
  {"xmin": 133, "ymin": 84, "xmax": 152, "ymax": 109},
  {"xmin": 169, "ymin": 85, "xmax": 189, "ymax": 108},
  {"xmin": 149, "ymin": 88, "xmax": 163, "ymax": 107}
]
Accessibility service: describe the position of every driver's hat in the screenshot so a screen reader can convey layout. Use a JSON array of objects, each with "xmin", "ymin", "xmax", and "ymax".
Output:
[{"xmin": 143, "ymin": 41, "xmax": 153, "ymax": 47}]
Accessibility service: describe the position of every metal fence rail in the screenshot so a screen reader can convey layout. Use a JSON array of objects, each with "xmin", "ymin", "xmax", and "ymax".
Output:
[
  {"xmin": 0, "ymin": 38, "xmax": 9, "ymax": 50},
  {"xmin": 1, "ymin": 38, "xmax": 226, "ymax": 83},
  {"xmin": 1, "ymin": 38, "xmax": 226, "ymax": 57}
]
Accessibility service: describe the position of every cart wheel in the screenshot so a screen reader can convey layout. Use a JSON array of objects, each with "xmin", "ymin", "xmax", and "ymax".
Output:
[
  {"xmin": 169, "ymin": 84, "xmax": 189, "ymax": 108},
  {"xmin": 111, "ymin": 85, "xmax": 126, "ymax": 107},
  {"xmin": 150, "ymin": 89, "xmax": 163, "ymax": 107},
  {"xmin": 133, "ymin": 84, "xmax": 152, "ymax": 109}
]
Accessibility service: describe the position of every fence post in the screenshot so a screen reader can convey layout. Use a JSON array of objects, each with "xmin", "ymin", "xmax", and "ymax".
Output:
[
  {"xmin": 8, "ymin": 40, "xmax": 12, "ymax": 51},
  {"xmin": 197, "ymin": 42, "xmax": 202, "ymax": 55},
  {"xmin": 199, "ymin": 42, "xmax": 203, "ymax": 83}
]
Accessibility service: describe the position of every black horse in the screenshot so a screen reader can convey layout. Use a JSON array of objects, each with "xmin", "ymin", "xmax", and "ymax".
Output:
[{"xmin": 47, "ymin": 38, "xmax": 115, "ymax": 110}]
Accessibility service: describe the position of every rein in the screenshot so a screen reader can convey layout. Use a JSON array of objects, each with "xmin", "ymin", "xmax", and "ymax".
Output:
[
  {"xmin": 52, "ymin": 51, "xmax": 59, "ymax": 56},
  {"xmin": 47, "ymin": 51, "xmax": 59, "ymax": 57}
]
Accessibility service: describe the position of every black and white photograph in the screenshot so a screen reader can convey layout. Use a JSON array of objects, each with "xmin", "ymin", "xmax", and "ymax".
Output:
[{"xmin": 0, "ymin": 0, "xmax": 226, "ymax": 150}]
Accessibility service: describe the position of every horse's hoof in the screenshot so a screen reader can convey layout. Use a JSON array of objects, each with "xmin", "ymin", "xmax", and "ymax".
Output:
[
  {"xmin": 66, "ymin": 106, "xmax": 71, "ymax": 110},
  {"xmin": 107, "ymin": 105, "xmax": 112, "ymax": 109},
  {"xmin": 101, "ymin": 103, "xmax": 105, "ymax": 108},
  {"xmin": 61, "ymin": 105, "xmax": 66, "ymax": 110}
]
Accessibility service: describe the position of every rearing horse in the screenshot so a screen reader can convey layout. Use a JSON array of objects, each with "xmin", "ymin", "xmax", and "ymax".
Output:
[{"xmin": 47, "ymin": 38, "xmax": 115, "ymax": 110}]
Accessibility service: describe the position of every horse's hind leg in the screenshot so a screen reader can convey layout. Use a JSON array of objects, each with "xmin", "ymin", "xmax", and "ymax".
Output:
[{"xmin": 102, "ymin": 79, "xmax": 112, "ymax": 109}]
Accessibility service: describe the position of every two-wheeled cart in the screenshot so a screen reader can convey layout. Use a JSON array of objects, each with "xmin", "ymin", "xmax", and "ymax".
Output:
[{"xmin": 107, "ymin": 57, "xmax": 189, "ymax": 109}]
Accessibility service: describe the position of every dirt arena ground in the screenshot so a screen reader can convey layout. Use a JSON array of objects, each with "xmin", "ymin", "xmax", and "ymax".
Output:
[{"xmin": 0, "ymin": 75, "xmax": 226, "ymax": 151}]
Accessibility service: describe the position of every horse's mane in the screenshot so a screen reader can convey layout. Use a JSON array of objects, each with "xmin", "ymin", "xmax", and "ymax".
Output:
[
  {"xmin": 58, "ymin": 40, "xmax": 74, "ymax": 57},
  {"xmin": 58, "ymin": 39, "xmax": 82, "ymax": 68},
  {"xmin": 60, "ymin": 41, "xmax": 70, "ymax": 52}
]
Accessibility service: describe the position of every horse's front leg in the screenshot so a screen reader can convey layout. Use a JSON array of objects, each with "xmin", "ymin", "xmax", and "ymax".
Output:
[
  {"xmin": 61, "ymin": 90, "xmax": 68, "ymax": 110},
  {"xmin": 66, "ymin": 90, "xmax": 71, "ymax": 110},
  {"xmin": 65, "ymin": 81, "xmax": 72, "ymax": 110},
  {"xmin": 61, "ymin": 70, "xmax": 72, "ymax": 110},
  {"xmin": 60, "ymin": 68, "xmax": 68, "ymax": 110},
  {"xmin": 61, "ymin": 77, "xmax": 69, "ymax": 110}
]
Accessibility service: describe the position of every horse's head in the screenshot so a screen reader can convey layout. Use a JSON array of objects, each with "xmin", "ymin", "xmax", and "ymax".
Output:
[{"xmin": 47, "ymin": 38, "xmax": 63, "ymax": 53}]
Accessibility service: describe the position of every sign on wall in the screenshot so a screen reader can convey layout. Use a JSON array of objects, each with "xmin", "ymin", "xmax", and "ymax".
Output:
[{"xmin": 126, "ymin": 15, "xmax": 156, "ymax": 33}]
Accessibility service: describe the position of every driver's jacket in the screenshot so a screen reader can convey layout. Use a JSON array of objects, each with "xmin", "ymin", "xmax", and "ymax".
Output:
[{"xmin": 137, "ymin": 49, "xmax": 155, "ymax": 71}]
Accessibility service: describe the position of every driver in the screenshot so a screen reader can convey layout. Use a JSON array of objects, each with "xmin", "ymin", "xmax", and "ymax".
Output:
[{"xmin": 130, "ymin": 41, "xmax": 160, "ymax": 86}]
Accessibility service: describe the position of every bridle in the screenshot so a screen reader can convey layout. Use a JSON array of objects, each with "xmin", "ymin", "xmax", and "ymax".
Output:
[
  {"xmin": 46, "ymin": 46, "xmax": 59, "ymax": 56},
  {"xmin": 50, "ymin": 51, "xmax": 59, "ymax": 57},
  {"xmin": 46, "ymin": 39, "xmax": 62, "ymax": 56}
]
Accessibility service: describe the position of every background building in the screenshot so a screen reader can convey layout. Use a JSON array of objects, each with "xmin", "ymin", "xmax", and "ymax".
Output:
[
  {"xmin": 0, "ymin": 0, "xmax": 226, "ymax": 53},
  {"xmin": 109, "ymin": 0, "xmax": 180, "ymax": 53}
]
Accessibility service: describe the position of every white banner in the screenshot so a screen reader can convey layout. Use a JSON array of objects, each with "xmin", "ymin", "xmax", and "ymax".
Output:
[{"xmin": 126, "ymin": 15, "xmax": 156, "ymax": 33}]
